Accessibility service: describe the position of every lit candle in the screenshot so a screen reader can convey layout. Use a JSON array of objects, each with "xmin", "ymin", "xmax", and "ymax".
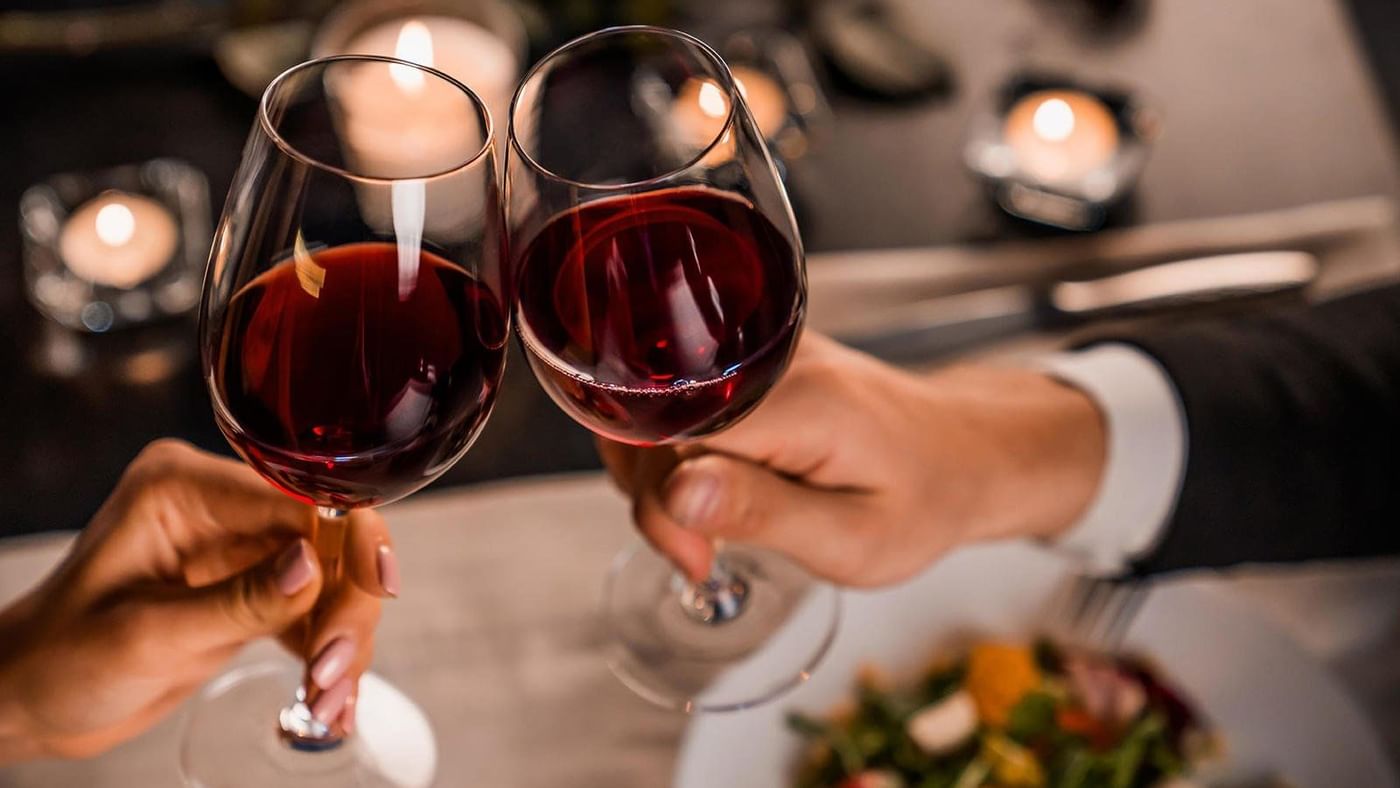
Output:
[
  {"xmin": 732, "ymin": 66, "xmax": 789, "ymax": 141},
  {"xmin": 58, "ymin": 192, "xmax": 177, "ymax": 288},
  {"xmin": 333, "ymin": 19, "xmax": 504, "ymax": 239},
  {"xmin": 1003, "ymin": 89, "xmax": 1120, "ymax": 183},
  {"xmin": 342, "ymin": 15, "xmax": 518, "ymax": 140},
  {"xmin": 673, "ymin": 66, "xmax": 790, "ymax": 149}
]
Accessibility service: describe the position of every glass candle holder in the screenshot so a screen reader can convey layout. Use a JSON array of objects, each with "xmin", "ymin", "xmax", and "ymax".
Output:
[
  {"xmin": 20, "ymin": 158, "xmax": 211, "ymax": 332},
  {"xmin": 965, "ymin": 73, "xmax": 1160, "ymax": 231},
  {"xmin": 720, "ymin": 29, "xmax": 833, "ymax": 164}
]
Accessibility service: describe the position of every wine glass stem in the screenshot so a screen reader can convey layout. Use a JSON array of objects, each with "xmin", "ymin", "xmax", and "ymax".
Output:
[
  {"xmin": 278, "ymin": 506, "xmax": 351, "ymax": 751},
  {"xmin": 680, "ymin": 553, "xmax": 751, "ymax": 625}
]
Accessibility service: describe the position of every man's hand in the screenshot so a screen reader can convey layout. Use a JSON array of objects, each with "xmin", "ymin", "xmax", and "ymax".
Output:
[
  {"xmin": 600, "ymin": 333, "xmax": 1107, "ymax": 587},
  {"xmin": 0, "ymin": 440, "xmax": 395, "ymax": 761}
]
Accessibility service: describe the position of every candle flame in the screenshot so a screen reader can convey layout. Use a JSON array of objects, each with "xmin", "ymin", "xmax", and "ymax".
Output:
[
  {"xmin": 697, "ymin": 81, "xmax": 728, "ymax": 119},
  {"xmin": 1032, "ymin": 97, "xmax": 1076, "ymax": 142},
  {"xmin": 390, "ymin": 20, "xmax": 435, "ymax": 94},
  {"xmin": 95, "ymin": 202, "xmax": 136, "ymax": 247}
]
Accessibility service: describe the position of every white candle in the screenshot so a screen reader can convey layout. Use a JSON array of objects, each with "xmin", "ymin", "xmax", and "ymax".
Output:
[
  {"xmin": 1003, "ymin": 89, "xmax": 1120, "ymax": 183},
  {"xmin": 673, "ymin": 66, "xmax": 790, "ymax": 149},
  {"xmin": 58, "ymin": 192, "xmax": 177, "ymax": 288},
  {"xmin": 342, "ymin": 15, "xmax": 518, "ymax": 142},
  {"xmin": 331, "ymin": 19, "xmax": 511, "ymax": 240}
]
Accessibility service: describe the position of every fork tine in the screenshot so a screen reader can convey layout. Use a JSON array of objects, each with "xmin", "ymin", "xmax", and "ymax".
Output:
[
  {"xmin": 1048, "ymin": 573, "xmax": 1151, "ymax": 651},
  {"xmin": 1099, "ymin": 581, "xmax": 1149, "ymax": 649}
]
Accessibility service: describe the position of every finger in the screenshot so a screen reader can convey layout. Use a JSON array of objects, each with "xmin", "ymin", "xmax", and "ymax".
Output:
[
  {"xmin": 124, "ymin": 439, "xmax": 316, "ymax": 545},
  {"xmin": 634, "ymin": 487, "xmax": 716, "ymax": 582},
  {"xmin": 127, "ymin": 538, "xmax": 323, "ymax": 654},
  {"xmin": 180, "ymin": 533, "xmax": 287, "ymax": 587},
  {"xmin": 628, "ymin": 449, "xmax": 713, "ymax": 581},
  {"xmin": 295, "ymin": 579, "xmax": 380, "ymax": 694},
  {"xmin": 596, "ymin": 438, "xmax": 642, "ymax": 494},
  {"xmin": 690, "ymin": 333, "xmax": 870, "ymax": 482},
  {"xmin": 339, "ymin": 683, "xmax": 360, "ymax": 735},
  {"xmin": 647, "ymin": 454, "xmax": 882, "ymax": 585},
  {"xmin": 342, "ymin": 509, "xmax": 398, "ymax": 598}
]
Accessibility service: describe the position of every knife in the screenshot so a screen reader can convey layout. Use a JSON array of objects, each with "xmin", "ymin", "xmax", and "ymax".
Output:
[{"xmin": 839, "ymin": 251, "xmax": 1320, "ymax": 364}]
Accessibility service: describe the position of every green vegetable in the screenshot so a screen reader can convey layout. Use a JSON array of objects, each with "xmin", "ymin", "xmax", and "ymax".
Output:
[
  {"xmin": 787, "ymin": 643, "xmax": 1201, "ymax": 788},
  {"xmin": 1006, "ymin": 691, "xmax": 1058, "ymax": 743},
  {"xmin": 787, "ymin": 712, "xmax": 867, "ymax": 776},
  {"xmin": 950, "ymin": 758, "xmax": 991, "ymax": 788},
  {"xmin": 1107, "ymin": 714, "xmax": 1164, "ymax": 788}
]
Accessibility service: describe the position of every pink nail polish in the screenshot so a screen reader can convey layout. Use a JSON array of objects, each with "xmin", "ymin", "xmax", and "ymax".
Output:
[
  {"xmin": 377, "ymin": 543, "xmax": 401, "ymax": 598},
  {"xmin": 275, "ymin": 540, "xmax": 314, "ymax": 596},
  {"xmin": 310, "ymin": 636, "xmax": 355, "ymax": 690},
  {"xmin": 310, "ymin": 678, "xmax": 353, "ymax": 725}
]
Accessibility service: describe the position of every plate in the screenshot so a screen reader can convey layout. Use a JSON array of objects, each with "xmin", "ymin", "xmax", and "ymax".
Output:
[{"xmin": 675, "ymin": 543, "xmax": 1398, "ymax": 787}]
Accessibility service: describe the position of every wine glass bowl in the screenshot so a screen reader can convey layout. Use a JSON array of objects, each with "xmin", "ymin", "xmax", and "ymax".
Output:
[
  {"xmin": 512, "ymin": 185, "xmax": 804, "ymax": 445},
  {"xmin": 508, "ymin": 27, "xmax": 806, "ymax": 446},
  {"xmin": 203, "ymin": 55, "xmax": 506, "ymax": 512},
  {"xmin": 506, "ymin": 26, "xmax": 838, "ymax": 713},
  {"xmin": 188, "ymin": 55, "xmax": 505, "ymax": 787}
]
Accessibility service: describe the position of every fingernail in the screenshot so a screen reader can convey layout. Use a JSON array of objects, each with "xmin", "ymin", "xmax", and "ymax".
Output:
[
  {"xmin": 310, "ymin": 678, "xmax": 353, "ymax": 725},
  {"xmin": 310, "ymin": 636, "xmax": 355, "ymax": 690},
  {"xmin": 340, "ymin": 694, "xmax": 357, "ymax": 735},
  {"xmin": 377, "ymin": 544, "xmax": 400, "ymax": 598},
  {"xmin": 275, "ymin": 540, "xmax": 314, "ymax": 596},
  {"xmin": 665, "ymin": 467, "xmax": 721, "ymax": 528}
]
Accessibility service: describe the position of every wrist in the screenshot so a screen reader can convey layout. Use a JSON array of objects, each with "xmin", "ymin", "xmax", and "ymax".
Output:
[
  {"xmin": 0, "ymin": 598, "xmax": 41, "ymax": 764},
  {"xmin": 930, "ymin": 366, "xmax": 1106, "ymax": 545}
]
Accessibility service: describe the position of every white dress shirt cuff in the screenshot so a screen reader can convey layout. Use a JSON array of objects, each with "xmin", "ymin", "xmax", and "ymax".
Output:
[{"xmin": 1034, "ymin": 343, "xmax": 1188, "ymax": 576}]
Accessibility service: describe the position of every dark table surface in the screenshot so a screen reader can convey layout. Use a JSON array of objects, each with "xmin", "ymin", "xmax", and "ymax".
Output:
[{"xmin": 2, "ymin": 0, "xmax": 1398, "ymax": 537}]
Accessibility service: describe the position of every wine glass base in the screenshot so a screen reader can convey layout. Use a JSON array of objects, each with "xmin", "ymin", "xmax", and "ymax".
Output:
[
  {"xmin": 604, "ymin": 542, "xmax": 841, "ymax": 713},
  {"xmin": 180, "ymin": 662, "xmax": 436, "ymax": 788}
]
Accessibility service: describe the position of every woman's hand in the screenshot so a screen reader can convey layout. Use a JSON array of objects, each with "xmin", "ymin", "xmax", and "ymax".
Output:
[
  {"xmin": 599, "ymin": 333, "xmax": 1107, "ymax": 587},
  {"xmin": 0, "ymin": 440, "xmax": 397, "ymax": 762}
]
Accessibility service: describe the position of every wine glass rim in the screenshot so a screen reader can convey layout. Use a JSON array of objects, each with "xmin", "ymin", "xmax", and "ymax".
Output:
[
  {"xmin": 258, "ymin": 54, "xmax": 496, "ymax": 185},
  {"xmin": 508, "ymin": 25, "xmax": 742, "ymax": 192}
]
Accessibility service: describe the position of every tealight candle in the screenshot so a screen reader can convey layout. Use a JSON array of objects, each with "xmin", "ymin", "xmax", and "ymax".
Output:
[
  {"xmin": 1003, "ymin": 89, "xmax": 1120, "ymax": 183},
  {"xmin": 58, "ymin": 192, "xmax": 178, "ymax": 289},
  {"xmin": 342, "ymin": 15, "xmax": 518, "ymax": 140},
  {"xmin": 332, "ymin": 19, "xmax": 505, "ymax": 238},
  {"xmin": 732, "ymin": 66, "xmax": 789, "ymax": 140},
  {"xmin": 673, "ymin": 65, "xmax": 790, "ymax": 149}
]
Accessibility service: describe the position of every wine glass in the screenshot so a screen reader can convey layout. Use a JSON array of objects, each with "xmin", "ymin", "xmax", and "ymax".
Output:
[
  {"xmin": 505, "ymin": 26, "xmax": 840, "ymax": 712},
  {"xmin": 186, "ymin": 55, "xmax": 506, "ymax": 786}
]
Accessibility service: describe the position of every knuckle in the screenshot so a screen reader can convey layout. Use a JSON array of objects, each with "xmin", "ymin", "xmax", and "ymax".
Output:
[
  {"xmin": 220, "ymin": 575, "xmax": 271, "ymax": 633},
  {"xmin": 127, "ymin": 439, "xmax": 196, "ymax": 487},
  {"xmin": 138, "ymin": 438, "xmax": 196, "ymax": 468}
]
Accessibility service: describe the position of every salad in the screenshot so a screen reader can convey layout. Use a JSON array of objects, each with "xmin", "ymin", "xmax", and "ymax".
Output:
[{"xmin": 788, "ymin": 638, "xmax": 1216, "ymax": 788}]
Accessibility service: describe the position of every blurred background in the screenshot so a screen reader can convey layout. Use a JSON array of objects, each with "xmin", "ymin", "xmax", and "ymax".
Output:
[{"xmin": 2, "ymin": 0, "xmax": 1398, "ymax": 538}]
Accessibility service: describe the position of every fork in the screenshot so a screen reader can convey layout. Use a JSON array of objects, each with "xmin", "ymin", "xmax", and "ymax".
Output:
[{"xmin": 1048, "ymin": 573, "xmax": 1150, "ymax": 651}]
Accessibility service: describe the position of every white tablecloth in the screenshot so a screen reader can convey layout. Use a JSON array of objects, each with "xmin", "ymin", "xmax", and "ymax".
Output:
[{"xmin": 2, "ymin": 474, "xmax": 1398, "ymax": 787}]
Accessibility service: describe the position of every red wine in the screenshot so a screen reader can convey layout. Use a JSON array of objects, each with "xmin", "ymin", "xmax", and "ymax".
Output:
[
  {"xmin": 212, "ymin": 242, "xmax": 507, "ymax": 509},
  {"xmin": 516, "ymin": 187, "xmax": 802, "ymax": 445}
]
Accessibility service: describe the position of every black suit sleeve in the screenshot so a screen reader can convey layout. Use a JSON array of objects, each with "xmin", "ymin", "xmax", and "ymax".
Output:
[{"xmin": 1105, "ymin": 283, "xmax": 1400, "ymax": 575}]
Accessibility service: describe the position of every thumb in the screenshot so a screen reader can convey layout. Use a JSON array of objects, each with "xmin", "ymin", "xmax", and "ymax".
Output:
[
  {"xmin": 637, "ymin": 454, "xmax": 879, "ymax": 585},
  {"xmin": 157, "ymin": 538, "xmax": 323, "ymax": 653}
]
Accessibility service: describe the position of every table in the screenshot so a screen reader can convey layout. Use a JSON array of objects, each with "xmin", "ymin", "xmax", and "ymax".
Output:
[
  {"xmin": 2, "ymin": 0, "xmax": 1398, "ymax": 538},
  {"xmin": 2, "ymin": 474, "xmax": 1398, "ymax": 787}
]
